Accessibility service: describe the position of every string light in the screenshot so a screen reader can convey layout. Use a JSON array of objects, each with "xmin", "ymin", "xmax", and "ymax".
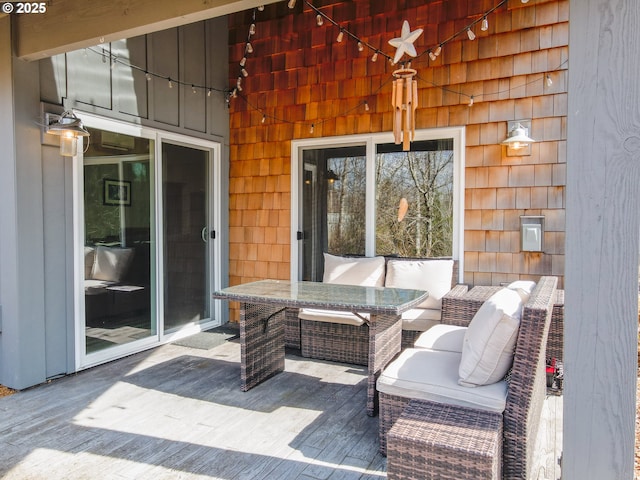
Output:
[
  {"xmin": 310, "ymin": 124, "xmax": 315, "ymax": 134},
  {"xmin": 110, "ymin": 56, "xmax": 117, "ymax": 69},
  {"xmin": 168, "ymin": 78, "xmax": 173, "ymax": 89},
  {"xmin": 249, "ymin": 23, "xmax": 256, "ymax": 35},
  {"xmin": 336, "ymin": 30, "xmax": 344, "ymax": 43},
  {"xmin": 241, "ymin": 68, "xmax": 249, "ymax": 77},
  {"xmin": 468, "ymin": 95, "xmax": 474, "ymax": 106},
  {"xmin": 371, "ymin": 51, "xmax": 378, "ymax": 62},
  {"xmin": 240, "ymin": 57, "xmax": 247, "ymax": 67},
  {"xmin": 546, "ymin": 74, "xmax": 553, "ymax": 87},
  {"xmin": 236, "ymin": 77, "xmax": 243, "ymax": 91},
  {"xmin": 258, "ymin": 5, "xmax": 264, "ymax": 11},
  {"xmin": 357, "ymin": 41, "xmax": 364, "ymax": 52},
  {"xmin": 246, "ymin": 42, "xmax": 254, "ymax": 54},
  {"xmin": 364, "ymin": 101, "xmax": 370, "ymax": 111},
  {"xmin": 316, "ymin": 14, "xmax": 323, "ymax": 26},
  {"xmin": 145, "ymin": 72, "xmax": 152, "ymax": 81},
  {"xmin": 262, "ymin": 114, "xmax": 267, "ymax": 124},
  {"xmin": 467, "ymin": 28, "xmax": 476, "ymax": 41},
  {"xmin": 192, "ymin": 85, "xmax": 197, "ymax": 94},
  {"xmin": 288, "ymin": 0, "xmax": 296, "ymax": 8},
  {"xmin": 481, "ymin": 17, "xmax": 489, "ymax": 31},
  {"xmin": 208, "ymin": 89, "xmax": 212, "ymax": 97}
]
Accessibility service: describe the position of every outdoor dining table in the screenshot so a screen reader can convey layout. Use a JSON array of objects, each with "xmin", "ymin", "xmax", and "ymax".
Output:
[{"xmin": 212, "ymin": 279, "xmax": 429, "ymax": 416}]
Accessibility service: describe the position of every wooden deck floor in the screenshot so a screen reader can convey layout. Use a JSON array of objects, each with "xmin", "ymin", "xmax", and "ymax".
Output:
[{"xmin": 0, "ymin": 333, "xmax": 562, "ymax": 479}]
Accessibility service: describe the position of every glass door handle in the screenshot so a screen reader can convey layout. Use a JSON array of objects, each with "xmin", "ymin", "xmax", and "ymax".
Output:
[{"xmin": 201, "ymin": 226, "xmax": 208, "ymax": 243}]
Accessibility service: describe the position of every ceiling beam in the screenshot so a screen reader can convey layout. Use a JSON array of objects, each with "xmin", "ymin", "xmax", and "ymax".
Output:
[{"xmin": 13, "ymin": 0, "xmax": 275, "ymax": 61}]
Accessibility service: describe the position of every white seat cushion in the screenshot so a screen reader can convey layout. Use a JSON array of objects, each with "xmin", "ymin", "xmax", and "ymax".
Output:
[
  {"xmin": 84, "ymin": 279, "xmax": 116, "ymax": 295},
  {"xmin": 298, "ymin": 308, "xmax": 368, "ymax": 326},
  {"xmin": 377, "ymin": 348, "xmax": 507, "ymax": 413},
  {"xmin": 322, "ymin": 253, "xmax": 386, "ymax": 287},
  {"xmin": 385, "ymin": 259, "xmax": 453, "ymax": 310},
  {"xmin": 401, "ymin": 308, "xmax": 441, "ymax": 332},
  {"xmin": 414, "ymin": 324, "xmax": 467, "ymax": 353},
  {"xmin": 459, "ymin": 288, "xmax": 523, "ymax": 387}
]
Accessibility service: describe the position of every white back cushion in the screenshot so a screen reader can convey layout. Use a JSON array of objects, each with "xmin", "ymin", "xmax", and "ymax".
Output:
[
  {"xmin": 506, "ymin": 280, "xmax": 536, "ymax": 303},
  {"xmin": 385, "ymin": 259, "xmax": 454, "ymax": 310},
  {"xmin": 414, "ymin": 324, "xmax": 467, "ymax": 353},
  {"xmin": 322, "ymin": 253, "xmax": 386, "ymax": 287},
  {"xmin": 458, "ymin": 288, "xmax": 523, "ymax": 386},
  {"xmin": 91, "ymin": 246, "xmax": 134, "ymax": 283}
]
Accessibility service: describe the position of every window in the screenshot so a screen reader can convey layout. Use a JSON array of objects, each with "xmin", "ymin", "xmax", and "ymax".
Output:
[{"xmin": 292, "ymin": 130, "xmax": 464, "ymax": 282}]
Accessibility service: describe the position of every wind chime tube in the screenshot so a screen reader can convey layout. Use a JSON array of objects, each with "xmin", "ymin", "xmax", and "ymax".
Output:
[
  {"xmin": 404, "ymin": 76, "xmax": 411, "ymax": 151},
  {"xmin": 393, "ymin": 78, "xmax": 404, "ymax": 145},
  {"xmin": 411, "ymin": 78, "xmax": 418, "ymax": 143}
]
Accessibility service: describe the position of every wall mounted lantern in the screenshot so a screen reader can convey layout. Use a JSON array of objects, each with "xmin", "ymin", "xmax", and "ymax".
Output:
[
  {"xmin": 502, "ymin": 120, "xmax": 534, "ymax": 156},
  {"xmin": 45, "ymin": 110, "xmax": 90, "ymax": 157}
]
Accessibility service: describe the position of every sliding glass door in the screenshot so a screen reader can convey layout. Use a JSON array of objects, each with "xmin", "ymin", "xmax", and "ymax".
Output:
[
  {"xmin": 77, "ymin": 115, "xmax": 221, "ymax": 368},
  {"xmin": 83, "ymin": 129, "xmax": 155, "ymax": 355},
  {"xmin": 162, "ymin": 142, "xmax": 213, "ymax": 333}
]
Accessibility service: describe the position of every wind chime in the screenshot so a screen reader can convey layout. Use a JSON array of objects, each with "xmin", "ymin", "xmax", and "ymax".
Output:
[
  {"xmin": 388, "ymin": 21, "xmax": 423, "ymax": 151},
  {"xmin": 391, "ymin": 66, "xmax": 417, "ymax": 151}
]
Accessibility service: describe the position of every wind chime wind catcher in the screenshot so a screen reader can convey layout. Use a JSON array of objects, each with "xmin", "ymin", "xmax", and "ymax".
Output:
[{"xmin": 388, "ymin": 20, "xmax": 423, "ymax": 151}]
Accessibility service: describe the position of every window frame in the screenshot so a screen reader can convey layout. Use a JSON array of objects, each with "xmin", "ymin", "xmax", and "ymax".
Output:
[{"xmin": 291, "ymin": 128, "xmax": 465, "ymax": 282}]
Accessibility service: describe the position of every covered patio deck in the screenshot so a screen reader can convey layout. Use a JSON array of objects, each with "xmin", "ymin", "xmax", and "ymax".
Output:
[{"xmin": 0, "ymin": 328, "xmax": 562, "ymax": 479}]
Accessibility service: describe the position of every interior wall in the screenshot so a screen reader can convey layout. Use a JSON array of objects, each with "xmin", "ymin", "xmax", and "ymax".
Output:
[{"xmin": 227, "ymin": 0, "xmax": 568, "ymax": 321}]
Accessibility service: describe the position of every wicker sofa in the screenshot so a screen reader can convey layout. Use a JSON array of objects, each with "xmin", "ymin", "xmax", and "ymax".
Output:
[
  {"xmin": 284, "ymin": 254, "xmax": 460, "ymax": 364},
  {"xmin": 378, "ymin": 276, "xmax": 558, "ymax": 480}
]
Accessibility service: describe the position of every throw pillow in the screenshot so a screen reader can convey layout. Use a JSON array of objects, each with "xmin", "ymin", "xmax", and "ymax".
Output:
[
  {"xmin": 322, "ymin": 253, "xmax": 386, "ymax": 287},
  {"xmin": 91, "ymin": 245, "xmax": 135, "ymax": 283},
  {"xmin": 458, "ymin": 287, "xmax": 523, "ymax": 386},
  {"xmin": 385, "ymin": 259, "xmax": 454, "ymax": 310}
]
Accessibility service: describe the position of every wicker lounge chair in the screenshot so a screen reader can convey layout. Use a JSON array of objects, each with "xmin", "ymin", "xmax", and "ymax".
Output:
[{"xmin": 379, "ymin": 276, "xmax": 558, "ymax": 480}]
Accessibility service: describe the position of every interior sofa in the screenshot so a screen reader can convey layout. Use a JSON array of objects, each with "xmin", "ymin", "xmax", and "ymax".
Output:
[
  {"xmin": 285, "ymin": 253, "xmax": 460, "ymax": 364},
  {"xmin": 84, "ymin": 243, "xmax": 150, "ymax": 327}
]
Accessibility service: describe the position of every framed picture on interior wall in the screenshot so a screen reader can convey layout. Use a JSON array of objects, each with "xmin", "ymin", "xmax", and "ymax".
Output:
[{"xmin": 104, "ymin": 179, "xmax": 131, "ymax": 206}]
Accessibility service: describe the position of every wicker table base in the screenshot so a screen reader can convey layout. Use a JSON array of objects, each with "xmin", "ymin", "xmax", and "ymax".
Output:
[
  {"xmin": 387, "ymin": 399, "xmax": 503, "ymax": 480},
  {"xmin": 239, "ymin": 302, "xmax": 286, "ymax": 391}
]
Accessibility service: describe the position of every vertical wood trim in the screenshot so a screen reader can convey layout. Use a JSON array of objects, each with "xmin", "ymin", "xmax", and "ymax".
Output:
[{"xmin": 564, "ymin": 1, "xmax": 640, "ymax": 478}]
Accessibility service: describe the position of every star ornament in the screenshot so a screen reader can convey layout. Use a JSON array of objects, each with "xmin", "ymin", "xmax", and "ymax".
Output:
[{"xmin": 388, "ymin": 20, "xmax": 424, "ymax": 65}]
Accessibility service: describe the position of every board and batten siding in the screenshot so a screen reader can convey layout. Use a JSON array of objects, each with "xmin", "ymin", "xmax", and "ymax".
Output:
[
  {"xmin": 0, "ymin": 16, "xmax": 230, "ymax": 390},
  {"xmin": 40, "ymin": 17, "xmax": 230, "ymax": 141},
  {"xmin": 227, "ymin": 0, "xmax": 568, "ymax": 320}
]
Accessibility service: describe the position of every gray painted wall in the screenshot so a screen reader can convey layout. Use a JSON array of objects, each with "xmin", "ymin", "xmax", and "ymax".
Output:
[
  {"xmin": 565, "ymin": 0, "xmax": 639, "ymax": 478},
  {"xmin": 1, "ymin": 16, "xmax": 230, "ymax": 390}
]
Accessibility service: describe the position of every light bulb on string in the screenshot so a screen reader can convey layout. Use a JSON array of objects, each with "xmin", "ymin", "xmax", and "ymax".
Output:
[
  {"xmin": 240, "ymin": 57, "xmax": 247, "ymax": 67},
  {"xmin": 249, "ymin": 23, "xmax": 256, "ymax": 35},
  {"xmin": 364, "ymin": 101, "xmax": 370, "ymax": 112},
  {"xmin": 246, "ymin": 42, "xmax": 253, "ymax": 54},
  {"xmin": 145, "ymin": 72, "xmax": 152, "ymax": 81},
  {"xmin": 468, "ymin": 95, "xmax": 474, "ymax": 107},
  {"xmin": 241, "ymin": 68, "xmax": 249, "ymax": 77},
  {"xmin": 236, "ymin": 77, "xmax": 243, "ymax": 91},
  {"xmin": 258, "ymin": 5, "xmax": 264, "ymax": 11},
  {"xmin": 357, "ymin": 42, "xmax": 364, "ymax": 52},
  {"xmin": 546, "ymin": 74, "xmax": 553, "ymax": 87},
  {"xmin": 207, "ymin": 89, "xmax": 212, "ymax": 97},
  {"xmin": 434, "ymin": 45, "xmax": 441, "ymax": 56},
  {"xmin": 316, "ymin": 14, "xmax": 323, "ymax": 26},
  {"xmin": 481, "ymin": 17, "xmax": 489, "ymax": 31},
  {"xmin": 467, "ymin": 28, "xmax": 476, "ymax": 41},
  {"xmin": 310, "ymin": 124, "xmax": 315, "ymax": 134},
  {"xmin": 192, "ymin": 85, "xmax": 197, "ymax": 94},
  {"xmin": 336, "ymin": 30, "xmax": 344, "ymax": 43},
  {"xmin": 261, "ymin": 114, "xmax": 266, "ymax": 124},
  {"xmin": 371, "ymin": 51, "xmax": 378, "ymax": 62},
  {"xmin": 288, "ymin": 0, "xmax": 296, "ymax": 8},
  {"xmin": 168, "ymin": 78, "xmax": 173, "ymax": 89},
  {"xmin": 111, "ymin": 57, "xmax": 117, "ymax": 70}
]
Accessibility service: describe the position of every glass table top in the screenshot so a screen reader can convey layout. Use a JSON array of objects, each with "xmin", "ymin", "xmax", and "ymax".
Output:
[{"xmin": 212, "ymin": 279, "xmax": 429, "ymax": 315}]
